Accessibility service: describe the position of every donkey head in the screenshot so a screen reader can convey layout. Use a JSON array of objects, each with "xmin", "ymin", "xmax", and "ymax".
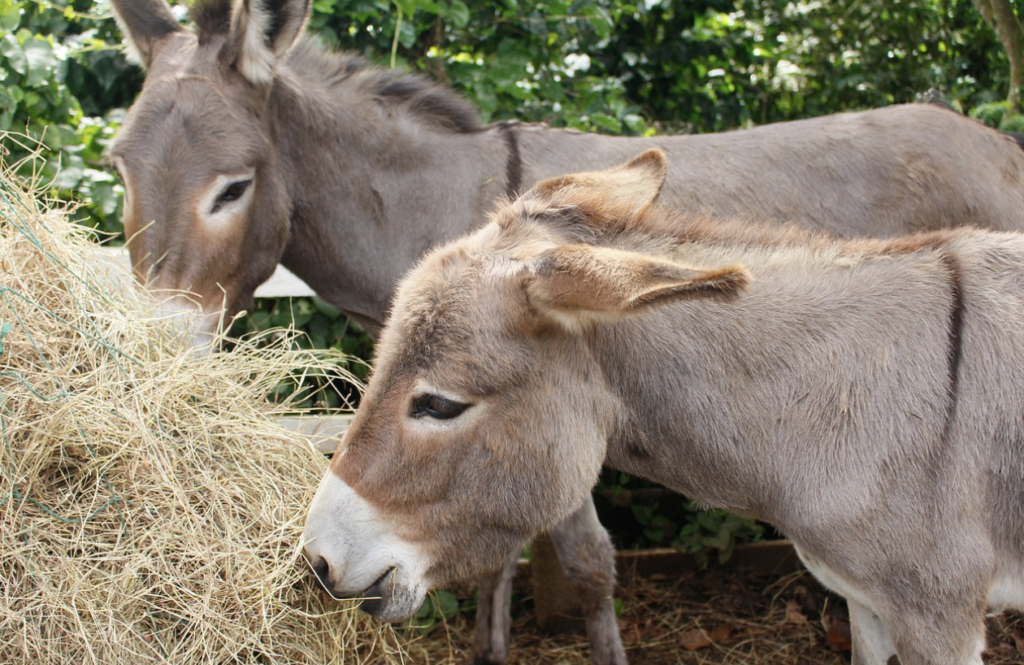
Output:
[
  {"xmin": 302, "ymin": 150, "xmax": 750, "ymax": 621},
  {"xmin": 108, "ymin": 0, "xmax": 310, "ymax": 345}
]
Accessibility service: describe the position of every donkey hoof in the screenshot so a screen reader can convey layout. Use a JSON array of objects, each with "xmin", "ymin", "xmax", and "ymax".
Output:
[{"xmin": 468, "ymin": 651, "xmax": 506, "ymax": 665}]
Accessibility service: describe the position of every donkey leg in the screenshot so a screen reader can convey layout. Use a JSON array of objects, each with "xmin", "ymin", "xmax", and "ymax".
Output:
[
  {"xmin": 890, "ymin": 621, "xmax": 986, "ymax": 665},
  {"xmin": 847, "ymin": 599, "xmax": 896, "ymax": 665},
  {"xmin": 470, "ymin": 553, "xmax": 518, "ymax": 665},
  {"xmin": 884, "ymin": 600, "xmax": 986, "ymax": 665},
  {"xmin": 549, "ymin": 497, "xmax": 627, "ymax": 665}
]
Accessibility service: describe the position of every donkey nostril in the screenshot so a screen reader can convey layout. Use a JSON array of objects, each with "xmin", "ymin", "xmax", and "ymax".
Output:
[{"xmin": 310, "ymin": 556, "xmax": 330, "ymax": 589}]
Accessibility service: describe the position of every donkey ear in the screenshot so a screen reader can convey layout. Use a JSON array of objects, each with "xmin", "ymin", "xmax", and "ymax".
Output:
[
  {"xmin": 531, "ymin": 149, "xmax": 669, "ymax": 228},
  {"xmin": 109, "ymin": 0, "xmax": 183, "ymax": 69},
  {"xmin": 223, "ymin": 0, "xmax": 311, "ymax": 85},
  {"xmin": 526, "ymin": 244, "xmax": 750, "ymax": 328}
]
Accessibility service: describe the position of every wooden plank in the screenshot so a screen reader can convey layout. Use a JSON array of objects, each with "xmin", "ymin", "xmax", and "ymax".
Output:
[
  {"xmin": 91, "ymin": 246, "xmax": 316, "ymax": 298},
  {"xmin": 278, "ymin": 415, "xmax": 354, "ymax": 454},
  {"xmin": 512, "ymin": 540, "xmax": 800, "ymax": 594},
  {"xmin": 613, "ymin": 540, "xmax": 801, "ymax": 579}
]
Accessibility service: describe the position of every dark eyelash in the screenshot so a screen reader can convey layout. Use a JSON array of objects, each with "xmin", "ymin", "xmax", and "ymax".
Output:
[{"xmin": 411, "ymin": 394, "xmax": 471, "ymax": 420}]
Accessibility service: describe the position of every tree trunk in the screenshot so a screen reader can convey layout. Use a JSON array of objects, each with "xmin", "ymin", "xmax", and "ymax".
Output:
[{"xmin": 974, "ymin": 0, "xmax": 1024, "ymax": 111}]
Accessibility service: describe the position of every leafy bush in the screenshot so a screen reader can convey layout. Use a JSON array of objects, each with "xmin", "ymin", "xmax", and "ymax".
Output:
[
  {"xmin": 0, "ymin": 0, "xmax": 140, "ymax": 239},
  {"xmin": 306, "ymin": 0, "xmax": 653, "ymax": 134},
  {"xmin": 675, "ymin": 507, "xmax": 766, "ymax": 566},
  {"xmin": 970, "ymin": 99, "xmax": 1024, "ymax": 132},
  {"xmin": 228, "ymin": 297, "xmax": 374, "ymax": 410},
  {"xmin": 597, "ymin": 472, "xmax": 766, "ymax": 562}
]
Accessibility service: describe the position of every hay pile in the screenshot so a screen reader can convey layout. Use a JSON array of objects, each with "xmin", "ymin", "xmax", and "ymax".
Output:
[{"xmin": 0, "ymin": 164, "xmax": 402, "ymax": 664}]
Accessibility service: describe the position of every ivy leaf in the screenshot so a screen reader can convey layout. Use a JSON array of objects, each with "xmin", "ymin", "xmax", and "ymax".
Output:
[
  {"xmin": 0, "ymin": 84, "xmax": 16, "ymax": 111},
  {"xmin": 312, "ymin": 296, "xmax": 341, "ymax": 319},
  {"xmin": 23, "ymin": 37, "xmax": 58, "ymax": 87},
  {"xmin": 445, "ymin": 0, "xmax": 469, "ymax": 28},
  {"xmin": 414, "ymin": 596, "xmax": 434, "ymax": 620},
  {"xmin": 0, "ymin": 0, "xmax": 18, "ymax": 32},
  {"xmin": 391, "ymin": 0, "xmax": 417, "ymax": 16},
  {"xmin": 51, "ymin": 152, "xmax": 84, "ymax": 189},
  {"xmin": 585, "ymin": 8, "xmax": 612, "ymax": 40},
  {"xmin": 589, "ymin": 112, "xmax": 622, "ymax": 134},
  {"xmin": 0, "ymin": 32, "xmax": 26, "ymax": 75},
  {"xmin": 434, "ymin": 590, "xmax": 459, "ymax": 619}
]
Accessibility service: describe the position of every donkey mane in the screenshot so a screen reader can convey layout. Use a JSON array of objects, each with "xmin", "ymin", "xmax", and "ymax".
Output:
[
  {"xmin": 344, "ymin": 59, "xmax": 482, "ymax": 134},
  {"xmin": 664, "ymin": 213, "xmax": 966, "ymax": 258},
  {"xmin": 508, "ymin": 197, "xmax": 971, "ymax": 264},
  {"xmin": 189, "ymin": 0, "xmax": 232, "ymax": 42},
  {"xmin": 189, "ymin": 0, "xmax": 481, "ymax": 134}
]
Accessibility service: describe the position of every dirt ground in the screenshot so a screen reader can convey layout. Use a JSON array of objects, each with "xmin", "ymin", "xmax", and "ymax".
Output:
[{"xmin": 396, "ymin": 567, "xmax": 1024, "ymax": 665}]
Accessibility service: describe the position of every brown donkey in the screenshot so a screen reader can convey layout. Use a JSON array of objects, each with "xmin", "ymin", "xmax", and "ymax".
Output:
[
  {"xmin": 304, "ymin": 150, "xmax": 1024, "ymax": 665},
  {"xmin": 110, "ymin": 1, "xmax": 1024, "ymax": 662}
]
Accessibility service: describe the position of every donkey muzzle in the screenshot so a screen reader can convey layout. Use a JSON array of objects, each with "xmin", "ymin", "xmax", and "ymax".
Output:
[{"xmin": 302, "ymin": 472, "xmax": 431, "ymax": 622}]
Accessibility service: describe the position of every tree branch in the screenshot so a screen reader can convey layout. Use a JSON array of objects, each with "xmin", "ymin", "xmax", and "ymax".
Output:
[{"xmin": 973, "ymin": 0, "xmax": 1024, "ymax": 111}]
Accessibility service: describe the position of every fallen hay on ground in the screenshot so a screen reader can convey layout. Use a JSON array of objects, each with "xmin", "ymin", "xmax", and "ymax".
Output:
[
  {"xmin": 410, "ymin": 566, "xmax": 1024, "ymax": 664},
  {"xmin": 0, "ymin": 162, "xmax": 403, "ymax": 664}
]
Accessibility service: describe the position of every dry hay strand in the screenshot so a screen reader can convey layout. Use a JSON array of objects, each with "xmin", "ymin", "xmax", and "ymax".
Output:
[{"xmin": 0, "ymin": 161, "xmax": 404, "ymax": 664}]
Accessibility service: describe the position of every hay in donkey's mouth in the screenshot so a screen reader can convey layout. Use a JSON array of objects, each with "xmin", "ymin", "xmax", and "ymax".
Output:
[{"xmin": 0, "ymin": 161, "xmax": 401, "ymax": 664}]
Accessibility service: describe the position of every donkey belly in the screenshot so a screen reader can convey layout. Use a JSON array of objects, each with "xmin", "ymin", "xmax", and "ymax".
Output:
[
  {"xmin": 989, "ymin": 565, "xmax": 1024, "ymax": 612},
  {"xmin": 797, "ymin": 541, "xmax": 1024, "ymax": 616},
  {"xmin": 791, "ymin": 543, "xmax": 879, "ymax": 612}
]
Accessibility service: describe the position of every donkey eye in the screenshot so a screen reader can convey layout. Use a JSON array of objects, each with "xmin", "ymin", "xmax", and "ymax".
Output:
[
  {"xmin": 411, "ymin": 394, "xmax": 471, "ymax": 420},
  {"xmin": 211, "ymin": 178, "xmax": 252, "ymax": 213}
]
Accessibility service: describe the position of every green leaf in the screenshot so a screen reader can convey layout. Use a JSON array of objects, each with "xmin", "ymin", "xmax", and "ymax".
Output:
[
  {"xmin": 1, "ymin": 32, "xmax": 26, "ymax": 76},
  {"xmin": 434, "ymin": 590, "xmax": 459, "ymax": 619},
  {"xmin": 622, "ymin": 113, "xmax": 647, "ymax": 135},
  {"xmin": 589, "ymin": 112, "xmax": 622, "ymax": 134},
  {"xmin": 415, "ymin": 596, "xmax": 434, "ymax": 620},
  {"xmin": 87, "ymin": 179, "xmax": 120, "ymax": 217},
  {"xmin": 643, "ymin": 527, "xmax": 664, "ymax": 543},
  {"xmin": 392, "ymin": 0, "xmax": 416, "ymax": 16},
  {"xmin": 0, "ymin": 0, "xmax": 18, "ymax": 32},
  {"xmin": 445, "ymin": 0, "xmax": 469, "ymax": 28},
  {"xmin": 23, "ymin": 37, "xmax": 58, "ymax": 88},
  {"xmin": 0, "ymin": 84, "xmax": 15, "ymax": 110},
  {"xmin": 1000, "ymin": 113, "xmax": 1024, "ymax": 133},
  {"xmin": 312, "ymin": 296, "xmax": 341, "ymax": 319},
  {"xmin": 51, "ymin": 152, "xmax": 84, "ymax": 188},
  {"xmin": 585, "ymin": 9, "xmax": 612, "ymax": 40}
]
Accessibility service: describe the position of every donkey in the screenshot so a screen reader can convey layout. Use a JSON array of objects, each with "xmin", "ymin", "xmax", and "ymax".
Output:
[
  {"xmin": 109, "ymin": 1, "xmax": 1024, "ymax": 662},
  {"xmin": 303, "ymin": 149, "xmax": 1024, "ymax": 665}
]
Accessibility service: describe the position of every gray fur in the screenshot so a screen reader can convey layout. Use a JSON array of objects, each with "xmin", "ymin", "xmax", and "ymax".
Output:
[
  {"xmin": 319, "ymin": 154, "xmax": 1024, "ymax": 664},
  {"xmin": 110, "ymin": 4, "xmax": 1024, "ymax": 663}
]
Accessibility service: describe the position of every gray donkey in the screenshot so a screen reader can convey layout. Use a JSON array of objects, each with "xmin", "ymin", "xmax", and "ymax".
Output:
[
  {"xmin": 304, "ymin": 150, "xmax": 1024, "ymax": 665},
  {"xmin": 109, "ymin": 0, "xmax": 1024, "ymax": 662}
]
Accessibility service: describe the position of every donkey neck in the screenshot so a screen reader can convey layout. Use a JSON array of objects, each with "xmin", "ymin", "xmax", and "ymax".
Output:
[
  {"xmin": 265, "ymin": 52, "xmax": 514, "ymax": 329},
  {"xmin": 592, "ymin": 236, "xmax": 959, "ymax": 528}
]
